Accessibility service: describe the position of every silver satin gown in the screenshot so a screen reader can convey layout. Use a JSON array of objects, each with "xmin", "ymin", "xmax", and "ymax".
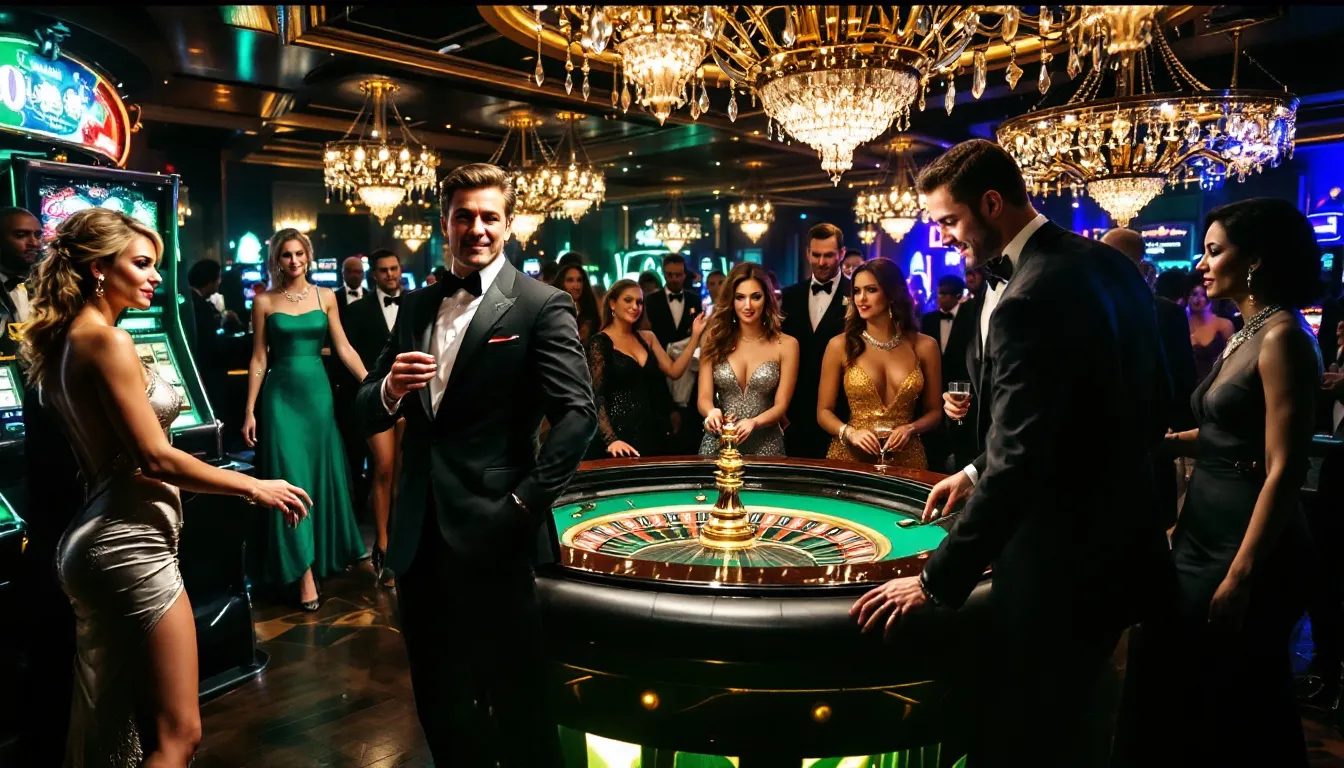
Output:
[
  {"xmin": 698, "ymin": 359, "xmax": 786, "ymax": 456},
  {"xmin": 56, "ymin": 363, "xmax": 185, "ymax": 767}
]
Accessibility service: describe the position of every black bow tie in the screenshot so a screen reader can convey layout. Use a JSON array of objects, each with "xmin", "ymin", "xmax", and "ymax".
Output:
[
  {"xmin": 811, "ymin": 281, "xmax": 833, "ymax": 295},
  {"xmin": 441, "ymin": 270, "xmax": 483, "ymax": 299},
  {"xmin": 939, "ymin": 311, "xmax": 956, "ymax": 321},
  {"xmin": 983, "ymin": 254, "xmax": 1014, "ymax": 289},
  {"xmin": 668, "ymin": 292, "xmax": 684, "ymax": 303},
  {"xmin": 348, "ymin": 288, "xmax": 361, "ymax": 297},
  {"xmin": 383, "ymin": 294, "xmax": 401, "ymax": 307}
]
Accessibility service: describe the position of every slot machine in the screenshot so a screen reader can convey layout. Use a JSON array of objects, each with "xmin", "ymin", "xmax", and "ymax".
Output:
[{"xmin": 310, "ymin": 257, "xmax": 340, "ymax": 288}]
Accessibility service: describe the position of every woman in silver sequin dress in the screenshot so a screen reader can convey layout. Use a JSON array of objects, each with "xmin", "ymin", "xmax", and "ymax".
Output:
[
  {"xmin": 698, "ymin": 263, "xmax": 798, "ymax": 456},
  {"xmin": 21, "ymin": 209, "xmax": 310, "ymax": 768}
]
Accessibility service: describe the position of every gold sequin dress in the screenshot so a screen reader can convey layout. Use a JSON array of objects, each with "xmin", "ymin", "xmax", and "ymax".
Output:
[
  {"xmin": 826, "ymin": 362, "xmax": 927, "ymax": 470},
  {"xmin": 56, "ymin": 362, "xmax": 185, "ymax": 767}
]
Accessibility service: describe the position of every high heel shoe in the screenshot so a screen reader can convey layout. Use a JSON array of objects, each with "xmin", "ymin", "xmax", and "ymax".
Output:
[{"xmin": 371, "ymin": 545, "xmax": 385, "ymax": 579}]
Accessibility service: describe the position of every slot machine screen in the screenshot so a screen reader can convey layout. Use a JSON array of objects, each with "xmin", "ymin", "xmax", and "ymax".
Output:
[
  {"xmin": 242, "ymin": 269, "xmax": 265, "ymax": 310},
  {"xmin": 311, "ymin": 258, "xmax": 340, "ymax": 286},
  {"xmin": 35, "ymin": 180, "xmax": 165, "ymax": 292},
  {"xmin": 0, "ymin": 363, "xmax": 23, "ymax": 440}
]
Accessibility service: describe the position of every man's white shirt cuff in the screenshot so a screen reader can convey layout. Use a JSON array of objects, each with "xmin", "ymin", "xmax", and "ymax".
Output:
[
  {"xmin": 963, "ymin": 463, "xmax": 979, "ymax": 485},
  {"xmin": 380, "ymin": 377, "xmax": 402, "ymax": 415}
]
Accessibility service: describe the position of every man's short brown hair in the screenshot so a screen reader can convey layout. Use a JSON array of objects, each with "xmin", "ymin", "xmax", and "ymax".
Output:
[
  {"xmin": 807, "ymin": 222, "xmax": 844, "ymax": 251},
  {"xmin": 916, "ymin": 139, "xmax": 1029, "ymax": 209},
  {"xmin": 438, "ymin": 162, "xmax": 516, "ymax": 219}
]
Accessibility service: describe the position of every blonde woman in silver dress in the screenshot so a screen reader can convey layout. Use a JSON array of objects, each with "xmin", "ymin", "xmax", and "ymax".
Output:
[
  {"xmin": 21, "ymin": 208, "xmax": 310, "ymax": 768},
  {"xmin": 697, "ymin": 262, "xmax": 798, "ymax": 456}
]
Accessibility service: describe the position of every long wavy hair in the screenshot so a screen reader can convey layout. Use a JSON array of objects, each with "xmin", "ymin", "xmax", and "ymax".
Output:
[
  {"xmin": 701, "ymin": 262, "xmax": 782, "ymax": 365},
  {"xmin": 20, "ymin": 208, "xmax": 164, "ymax": 386},
  {"xmin": 844, "ymin": 257, "xmax": 916, "ymax": 364},
  {"xmin": 601, "ymin": 278, "xmax": 643, "ymax": 329},
  {"xmin": 267, "ymin": 228, "xmax": 315, "ymax": 289},
  {"xmin": 551, "ymin": 263, "xmax": 600, "ymax": 334}
]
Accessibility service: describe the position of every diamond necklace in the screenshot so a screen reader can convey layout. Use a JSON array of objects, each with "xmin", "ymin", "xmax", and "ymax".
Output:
[
  {"xmin": 282, "ymin": 283, "xmax": 311, "ymax": 303},
  {"xmin": 862, "ymin": 329, "xmax": 901, "ymax": 351},
  {"xmin": 1221, "ymin": 303, "xmax": 1285, "ymax": 360}
]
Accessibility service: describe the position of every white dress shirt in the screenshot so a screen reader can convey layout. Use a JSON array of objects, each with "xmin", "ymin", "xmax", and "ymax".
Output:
[
  {"xmin": 341, "ymin": 284, "xmax": 364, "ymax": 305},
  {"xmin": 808, "ymin": 271, "xmax": 842, "ymax": 331},
  {"xmin": 375, "ymin": 286, "xmax": 401, "ymax": 332},
  {"xmin": 382, "ymin": 254, "xmax": 507, "ymax": 416},
  {"xmin": 937, "ymin": 303, "xmax": 960, "ymax": 352},
  {"xmin": 8, "ymin": 282, "xmax": 29, "ymax": 323},
  {"xmin": 965, "ymin": 213, "xmax": 1048, "ymax": 485},
  {"xmin": 666, "ymin": 286, "xmax": 686, "ymax": 329}
]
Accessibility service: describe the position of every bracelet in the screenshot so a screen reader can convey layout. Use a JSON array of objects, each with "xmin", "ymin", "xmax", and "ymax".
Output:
[
  {"xmin": 838, "ymin": 423, "xmax": 850, "ymax": 444},
  {"xmin": 918, "ymin": 571, "xmax": 944, "ymax": 607}
]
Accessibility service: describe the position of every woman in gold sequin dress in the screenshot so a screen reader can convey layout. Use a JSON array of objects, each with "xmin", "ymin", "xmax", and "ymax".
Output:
[
  {"xmin": 21, "ymin": 208, "xmax": 310, "ymax": 768},
  {"xmin": 817, "ymin": 258, "xmax": 943, "ymax": 469}
]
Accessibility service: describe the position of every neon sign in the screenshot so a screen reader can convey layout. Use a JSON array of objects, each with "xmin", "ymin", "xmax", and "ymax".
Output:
[
  {"xmin": 0, "ymin": 35, "xmax": 130, "ymax": 166},
  {"xmin": 1139, "ymin": 222, "xmax": 1195, "ymax": 261},
  {"xmin": 1309, "ymin": 212, "xmax": 1342, "ymax": 244}
]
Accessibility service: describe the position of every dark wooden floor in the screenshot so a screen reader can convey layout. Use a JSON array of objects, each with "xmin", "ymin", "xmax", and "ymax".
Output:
[{"xmin": 196, "ymin": 557, "xmax": 1344, "ymax": 767}]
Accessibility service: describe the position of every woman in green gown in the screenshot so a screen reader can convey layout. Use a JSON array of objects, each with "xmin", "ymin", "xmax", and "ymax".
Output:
[{"xmin": 242, "ymin": 229, "xmax": 368, "ymax": 610}]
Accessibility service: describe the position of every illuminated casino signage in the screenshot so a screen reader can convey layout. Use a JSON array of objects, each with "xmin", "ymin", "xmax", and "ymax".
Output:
[
  {"xmin": 0, "ymin": 35, "xmax": 130, "ymax": 166},
  {"xmin": 1309, "ymin": 212, "xmax": 1342, "ymax": 244},
  {"xmin": 1138, "ymin": 222, "xmax": 1195, "ymax": 262}
]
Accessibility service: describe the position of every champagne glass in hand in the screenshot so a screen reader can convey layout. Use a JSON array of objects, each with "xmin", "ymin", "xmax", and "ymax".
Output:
[
  {"xmin": 948, "ymin": 382, "xmax": 972, "ymax": 426},
  {"xmin": 872, "ymin": 421, "xmax": 894, "ymax": 472}
]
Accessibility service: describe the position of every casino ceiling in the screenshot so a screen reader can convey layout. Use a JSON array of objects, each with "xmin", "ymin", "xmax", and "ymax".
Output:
[{"xmin": 18, "ymin": 5, "xmax": 1344, "ymax": 208}]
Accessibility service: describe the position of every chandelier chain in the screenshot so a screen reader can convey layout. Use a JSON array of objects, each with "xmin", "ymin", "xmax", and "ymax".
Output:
[
  {"xmin": 1240, "ymin": 50, "xmax": 1289, "ymax": 92},
  {"xmin": 1154, "ymin": 26, "xmax": 1208, "ymax": 91}
]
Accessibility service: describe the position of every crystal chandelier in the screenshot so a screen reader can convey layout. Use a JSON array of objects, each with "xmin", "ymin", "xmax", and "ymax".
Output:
[
  {"xmin": 536, "ymin": 6, "xmax": 722, "ymax": 125},
  {"xmin": 324, "ymin": 79, "xmax": 440, "ymax": 225},
  {"xmin": 393, "ymin": 222, "xmax": 433, "ymax": 252},
  {"xmin": 853, "ymin": 140, "xmax": 925, "ymax": 243},
  {"xmin": 998, "ymin": 23, "xmax": 1297, "ymax": 227},
  {"xmin": 652, "ymin": 191, "xmax": 702, "ymax": 253},
  {"xmin": 489, "ymin": 112, "xmax": 557, "ymax": 247},
  {"xmin": 728, "ymin": 160, "xmax": 774, "ymax": 243},
  {"xmin": 539, "ymin": 112, "xmax": 605, "ymax": 223},
  {"xmin": 857, "ymin": 225, "xmax": 878, "ymax": 247}
]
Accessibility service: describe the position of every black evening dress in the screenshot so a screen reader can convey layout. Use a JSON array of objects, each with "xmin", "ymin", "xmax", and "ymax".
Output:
[
  {"xmin": 585, "ymin": 332, "xmax": 669, "ymax": 460},
  {"xmin": 1167, "ymin": 311, "xmax": 1316, "ymax": 766}
]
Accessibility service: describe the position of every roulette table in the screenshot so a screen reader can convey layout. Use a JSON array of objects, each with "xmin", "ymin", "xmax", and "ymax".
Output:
[{"xmin": 536, "ymin": 423, "xmax": 991, "ymax": 768}]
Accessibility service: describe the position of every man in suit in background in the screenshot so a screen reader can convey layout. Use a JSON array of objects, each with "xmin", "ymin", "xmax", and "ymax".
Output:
[
  {"xmin": 357, "ymin": 163, "xmax": 595, "ymax": 767},
  {"xmin": 919, "ymin": 274, "xmax": 976, "ymax": 472},
  {"xmin": 782, "ymin": 222, "xmax": 852, "ymax": 458},
  {"xmin": 644, "ymin": 252, "xmax": 702, "ymax": 453},
  {"xmin": 329, "ymin": 253, "xmax": 370, "ymax": 508},
  {"xmin": 852, "ymin": 140, "xmax": 1174, "ymax": 765},
  {"xmin": 6, "ymin": 206, "xmax": 79, "ymax": 766},
  {"xmin": 345, "ymin": 248, "xmax": 405, "ymax": 587},
  {"xmin": 842, "ymin": 248, "xmax": 866, "ymax": 279},
  {"xmin": 1102, "ymin": 227, "xmax": 1198, "ymax": 528},
  {"xmin": 336, "ymin": 255, "xmax": 368, "ymax": 311}
]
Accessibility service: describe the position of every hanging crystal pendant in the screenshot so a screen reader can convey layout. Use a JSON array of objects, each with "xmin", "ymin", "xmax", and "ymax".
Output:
[
  {"xmin": 565, "ymin": 70, "xmax": 573, "ymax": 95},
  {"xmin": 621, "ymin": 79, "xmax": 632, "ymax": 112},
  {"xmin": 945, "ymin": 77, "xmax": 956, "ymax": 116},
  {"xmin": 591, "ymin": 8, "xmax": 609, "ymax": 54},
  {"xmin": 972, "ymin": 51, "xmax": 986, "ymax": 99},
  {"xmin": 1067, "ymin": 41, "xmax": 1083, "ymax": 79},
  {"xmin": 689, "ymin": 96, "xmax": 701, "ymax": 120},
  {"xmin": 1006, "ymin": 50, "xmax": 1023, "ymax": 90},
  {"xmin": 611, "ymin": 78, "xmax": 619, "ymax": 108},
  {"xmin": 918, "ymin": 78, "xmax": 927, "ymax": 112},
  {"xmin": 1040, "ymin": 8, "xmax": 1052, "ymax": 36},
  {"xmin": 697, "ymin": 79, "xmax": 709, "ymax": 114},
  {"xmin": 1038, "ymin": 52, "xmax": 1053, "ymax": 95},
  {"xmin": 582, "ymin": 72, "xmax": 590, "ymax": 100},
  {"xmin": 1002, "ymin": 6, "xmax": 1020, "ymax": 42},
  {"xmin": 727, "ymin": 86, "xmax": 738, "ymax": 122},
  {"xmin": 701, "ymin": 6, "xmax": 715, "ymax": 36},
  {"xmin": 782, "ymin": 9, "xmax": 796, "ymax": 46},
  {"xmin": 534, "ymin": 59, "xmax": 545, "ymax": 87},
  {"xmin": 915, "ymin": 6, "xmax": 932, "ymax": 35}
]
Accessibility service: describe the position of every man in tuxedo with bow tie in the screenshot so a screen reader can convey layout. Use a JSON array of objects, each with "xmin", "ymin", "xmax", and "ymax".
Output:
[
  {"xmin": 345, "ymin": 248, "xmax": 407, "ymax": 586},
  {"xmin": 919, "ymin": 274, "xmax": 976, "ymax": 472},
  {"xmin": 851, "ymin": 140, "xmax": 1175, "ymax": 765},
  {"xmin": 644, "ymin": 252, "xmax": 703, "ymax": 453},
  {"xmin": 357, "ymin": 163, "xmax": 595, "ymax": 767},
  {"xmin": 781, "ymin": 222, "xmax": 852, "ymax": 458}
]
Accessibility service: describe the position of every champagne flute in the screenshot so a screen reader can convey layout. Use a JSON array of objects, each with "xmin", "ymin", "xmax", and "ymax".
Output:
[
  {"xmin": 948, "ymin": 382, "xmax": 972, "ymax": 426},
  {"xmin": 872, "ymin": 421, "xmax": 894, "ymax": 472}
]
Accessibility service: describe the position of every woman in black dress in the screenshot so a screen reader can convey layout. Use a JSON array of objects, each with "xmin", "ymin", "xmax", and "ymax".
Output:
[
  {"xmin": 586, "ymin": 278, "xmax": 705, "ymax": 459},
  {"xmin": 1157, "ymin": 198, "xmax": 1323, "ymax": 765}
]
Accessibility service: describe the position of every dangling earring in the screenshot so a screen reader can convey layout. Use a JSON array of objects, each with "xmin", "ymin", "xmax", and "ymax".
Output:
[
  {"xmin": 1246, "ymin": 268, "xmax": 1256, "ymax": 310},
  {"xmin": 94, "ymin": 274, "xmax": 105, "ymax": 298}
]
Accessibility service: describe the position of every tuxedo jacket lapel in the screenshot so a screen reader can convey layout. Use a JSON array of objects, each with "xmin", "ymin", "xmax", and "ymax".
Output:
[{"xmin": 444, "ymin": 261, "xmax": 518, "ymax": 398}]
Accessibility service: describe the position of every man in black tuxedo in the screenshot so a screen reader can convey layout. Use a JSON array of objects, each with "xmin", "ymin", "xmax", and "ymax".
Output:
[
  {"xmin": 330, "ymin": 254, "xmax": 370, "ymax": 507},
  {"xmin": 1102, "ymin": 227, "xmax": 1198, "ymax": 528},
  {"xmin": 781, "ymin": 222, "xmax": 852, "ymax": 458},
  {"xmin": 852, "ymin": 140, "xmax": 1174, "ymax": 765},
  {"xmin": 345, "ymin": 248, "xmax": 406, "ymax": 586},
  {"xmin": 357, "ymin": 163, "xmax": 596, "ymax": 767},
  {"xmin": 643, "ymin": 253, "xmax": 702, "ymax": 453},
  {"xmin": 919, "ymin": 274, "xmax": 976, "ymax": 472}
]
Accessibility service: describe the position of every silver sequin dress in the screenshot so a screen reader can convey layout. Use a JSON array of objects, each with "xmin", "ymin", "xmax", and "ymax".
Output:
[
  {"xmin": 56, "ymin": 362, "xmax": 185, "ymax": 767},
  {"xmin": 699, "ymin": 359, "xmax": 786, "ymax": 456}
]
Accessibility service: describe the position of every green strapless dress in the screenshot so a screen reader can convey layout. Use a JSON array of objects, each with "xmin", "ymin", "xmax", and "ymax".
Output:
[{"xmin": 258, "ymin": 308, "xmax": 364, "ymax": 586}]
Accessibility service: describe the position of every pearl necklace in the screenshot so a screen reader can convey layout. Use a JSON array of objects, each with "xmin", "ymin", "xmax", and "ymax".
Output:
[
  {"xmin": 1222, "ymin": 303, "xmax": 1285, "ymax": 360},
  {"xmin": 862, "ymin": 329, "xmax": 901, "ymax": 351}
]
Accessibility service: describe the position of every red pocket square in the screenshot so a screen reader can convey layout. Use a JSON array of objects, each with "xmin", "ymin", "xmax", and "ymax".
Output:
[{"xmin": 488, "ymin": 335, "xmax": 520, "ymax": 343}]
